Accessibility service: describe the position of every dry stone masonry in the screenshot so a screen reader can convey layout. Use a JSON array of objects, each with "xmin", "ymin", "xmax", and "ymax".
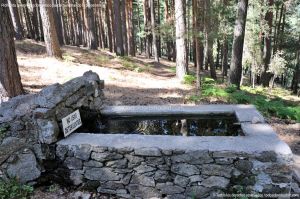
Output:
[
  {"xmin": 0, "ymin": 71, "xmax": 294, "ymax": 198},
  {"xmin": 0, "ymin": 71, "xmax": 104, "ymax": 184}
]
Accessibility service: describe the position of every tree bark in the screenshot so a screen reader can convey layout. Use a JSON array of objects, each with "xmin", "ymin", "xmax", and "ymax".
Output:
[
  {"xmin": 121, "ymin": 0, "xmax": 128, "ymax": 55},
  {"xmin": 126, "ymin": 0, "xmax": 135, "ymax": 56},
  {"xmin": 203, "ymin": 0, "xmax": 216, "ymax": 79},
  {"xmin": 150, "ymin": 0, "xmax": 159, "ymax": 62},
  {"xmin": 195, "ymin": 0, "xmax": 204, "ymax": 89},
  {"xmin": 39, "ymin": 0, "xmax": 62, "ymax": 58},
  {"xmin": 84, "ymin": 0, "xmax": 97, "ymax": 49},
  {"xmin": 7, "ymin": 0, "xmax": 24, "ymax": 40},
  {"xmin": 143, "ymin": 0, "xmax": 151, "ymax": 58},
  {"xmin": 113, "ymin": 0, "xmax": 124, "ymax": 56},
  {"xmin": 0, "ymin": 3, "xmax": 24, "ymax": 101},
  {"xmin": 165, "ymin": 0, "xmax": 172, "ymax": 61},
  {"xmin": 175, "ymin": 0, "xmax": 188, "ymax": 80},
  {"xmin": 229, "ymin": 0, "xmax": 248, "ymax": 88},
  {"xmin": 261, "ymin": 0, "xmax": 274, "ymax": 87},
  {"xmin": 222, "ymin": 38, "xmax": 228, "ymax": 77},
  {"xmin": 20, "ymin": 0, "xmax": 34, "ymax": 38},
  {"xmin": 106, "ymin": 0, "xmax": 113, "ymax": 52}
]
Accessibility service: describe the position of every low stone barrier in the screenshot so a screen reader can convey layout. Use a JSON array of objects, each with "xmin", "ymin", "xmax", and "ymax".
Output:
[
  {"xmin": 0, "ymin": 71, "xmax": 104, "ymax": 183},
  {"xmin": 56, "ymin": 133, "xmax": 292, "ymax": 198}
]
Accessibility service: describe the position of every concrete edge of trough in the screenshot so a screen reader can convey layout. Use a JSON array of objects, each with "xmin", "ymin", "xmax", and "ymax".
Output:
[{"xmin": 58, "ymin": 105, "xmax": 292, "ymax": 157}]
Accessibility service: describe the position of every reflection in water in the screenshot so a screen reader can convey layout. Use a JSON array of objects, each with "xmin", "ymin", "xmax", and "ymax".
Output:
[{"xmin": 96, "ymin": 115, "xmax": 243, "ymax": 136}]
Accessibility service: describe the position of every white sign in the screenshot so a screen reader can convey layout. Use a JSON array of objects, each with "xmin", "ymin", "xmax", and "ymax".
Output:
[{"xmin": 62, "ymin": 110, "xmax": 82, "ymax": 137}]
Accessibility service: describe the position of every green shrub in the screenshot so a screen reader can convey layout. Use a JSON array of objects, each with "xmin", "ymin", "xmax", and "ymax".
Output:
[
  {"xmin": 202, "ymin": 77, "xmax": 215, "ymax": 85},
  {"xmin": 225, "ymin": 85, "xmax": 238, "ymax": 93},
  {"xmin": 183, "ymin": 75, "xmax": 196, "ymax": 85},
  {"xmin": 0, "ymin": 179, "xmax": 34, "ymax": 199},
  {"xmin": 229, "ymin": 91, "xmax": 252, "ymax": 104}
]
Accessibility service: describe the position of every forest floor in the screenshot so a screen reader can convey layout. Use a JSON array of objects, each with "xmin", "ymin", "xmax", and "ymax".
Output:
[{"xmin": 14, "ymin": 39, "xmax": 300, "ymax": 197}]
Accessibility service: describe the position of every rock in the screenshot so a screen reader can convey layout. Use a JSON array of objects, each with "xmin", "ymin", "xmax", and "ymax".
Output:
[
  {"xmin": 106, "ymin": 159, "xmax": 128, "ymax": 169},
  {"xmin": 85, "ymin": 167, "xmax": 121, "ymax": 181},
  {"xmin": 134, "ymin": 147, "xmax": 162, "ymax": 157},
  {"xmin": 70, "ymin": 170, "xmax": 84, "ymax": 185},
  {"xmin": 37, "ymin": 119, "xmax": 59, "ymax": 144},
  {"xmin": 146, "ymin": 157, "xmax": 165, "ymax": 165},
  {"xmin": 126, "ymin": 155, "xmax": 144, "ymax": 168},
  {"xmin": 6, "ymin": 151, "xmax": 41, "ymax": 183},
  {"xmin": 189, "ymin": 175, "xmax": 203, "ymax": 183},
  {"xmin": 97, "ymin": 188, "xmax": 116, "ymax": 194},
  {"xmin": 215, "ymin": 158, "xmax": 234, "ymax": 165},
  {"xmin": 131, "ymin": 174, "xmax": 155, "ymax": 187},
  {"xmin": 127, "ymin": 184, "xmax": 161, "ymax": 198},
  {"xmin": 157, "ymin": 184, "xmax": 185, "ymax": 195},
  {"xmin": 83, "ymin": 160, "xmax": 103, "ymax": 167},
  {"xmin": 134, "ymin": 164, "xmax": 156, "ymax": 174},
  {"xmin": 174, "ymin": 175, "xmax": 190, "ymax": 187},
  {"xmin": 186, "ymin": 186, "xmax": 210, "ymax": 198},
  {"xmin": 56, "ymin": 145, "xmax": 69, "ymax": 160},
  {"xmin": 171, "ymin": 163, "xmax": 199, "ymax": 176},
  {"xmin": 74, "ymin": 145, "xmax": 91, "ymax": 161},
  {"xmin": 64, "ymin": 157, "xmax": 82, "ymax": 170},
  {"xmin": 83, "ymin": 71, "xmax": 100, "ymax": 83},
  {"xmin": 100, "ymin": 181, "xmax": 124, "ymax": 189},
  {"xmin": 201, "ymin": 176, "xmax": 229, "ymax": 189},
  {"xmin": 256, "ymin": 151, "xmax": 277, "ymax": 162},
  {"xmin": 91, "ymin": 152, "xmax": 123, "ymax": 162},
  {"xmin": 71, "ymin": 191, "xmax": 91, "ymax": 199},
  {"xmin": 235, "ymin": 159, "xmax": 253, "ymax": 174},
  {"xmin": 201, "ymin": 164, "xmax": 232, "ymax": 178},
  {"xmin": 154, "ymin": 170, "xmax": 170, "ymax": 183},
  {"xmin": 171, "ymin": 151, "xmax": 213, "ymax": 164},
  {"xmin": 291, "ymin": 182, "xmax": 300, "ymax": 193}
]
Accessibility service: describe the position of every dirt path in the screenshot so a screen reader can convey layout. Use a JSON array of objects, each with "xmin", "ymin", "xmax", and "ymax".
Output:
[{"xmin": 16, "ymin": 40, "xmax": 194, "ymax": 106}]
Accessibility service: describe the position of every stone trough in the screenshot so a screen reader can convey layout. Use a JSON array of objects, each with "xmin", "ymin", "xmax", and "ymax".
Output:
[
  {"xmin": 0, "ymin": 72, "xmax": 294, "ymax": 198},
  {"xmin": 56, "ymin": 105, "xmax": 293, "ymax": 198}
]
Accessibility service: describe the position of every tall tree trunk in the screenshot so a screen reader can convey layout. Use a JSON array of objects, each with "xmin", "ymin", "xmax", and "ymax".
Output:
[
  {"xmin": 31, "ymin": 0, "xmax": 41, "ymax": 40},
  {"xmin": 7, "ymin": 0, "xmax": 24, "ymax": 40},
  {"xmin": 261, "ymin": 0, "xmax": 274, "ymax": 87},
  {"xmin": 143, "ymin": 0, "xmax": 151, "ymax": 58},
  {"xmin": 84, "ymin": 0, "xmax": 97, "ymax": 49},
  {"xmin": 121, "ymin": 0, "xmax": 128, "ymax": 55},
  {"xmin": 165, "ymin": 0, "xmax": 172, "ymax": 61},
  {"xmin": 52, "ymin": 0, "xmax": 63, "ymax": 45},
  {"xmin": 113, "ymin": 0, "xmax": 124, "ymax": 56},
  {"xmin": 106, "ymin": 0, "xmax": 113, "ymax": 52},
  {"xmin": 203, "ymin": 0, "xmax": 216, "ymax": 79},
  {"xmin": 126, "ymin": 0, "xmax": 135, "ymax": 56},
  {"xmin": 39, "ymin": 0, "xmax": 62, "ymax": 58},
  {"xmin": 150, "ymin": 0, "xmax": 159, "ymax": 62},
  {"xmin": 0, "ymin": 3, "xmax": 24, "ymax": 101},
  {"xmin": 175, "ymin": 0, "xmax": 188, "ymax": 80},
  {"xmin": 137, "ymin": 1, "xmax": 143, "ymax": 54},
  {"xmin": 20, "ymin": 0, "xmax": 34, "ymax": 38},
  {"xmin": 222, "ymin": 38, "xmax": 228, "ymax": 77},
  {"xmin": 195, "ymin": 0, "xmax": 204, "ymax": 90},
  {"xmin": 229, "ymin": 0, "xmax": 248, "ymax": 88}
]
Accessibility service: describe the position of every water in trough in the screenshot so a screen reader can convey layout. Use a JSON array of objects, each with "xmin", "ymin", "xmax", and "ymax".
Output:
[{"xmin": 93, "ymin": 114, "xmax": 243, "ymax": 136}]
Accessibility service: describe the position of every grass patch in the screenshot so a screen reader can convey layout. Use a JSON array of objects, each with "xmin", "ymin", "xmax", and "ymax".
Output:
[
  {"xmin": 169, "ymin": 66, "xmax": 176, "ymax": 73},
  {"xmin": 188, "ymin": 78, "xmax": 300, "ymax": 122},
  {"xmin": 0, "ymin": 179, "xmax": 34, "ymax": 199},
  {"xmin": 62, "ymin": 53, "xmax": 76, "ymax": 62},
  {"xmin": 119, "ymin": 56, "xmax": 149, "ymax": 73},
  {"xmin": 183, "ymin": 74, "xmax": 197, "ymax": 85}
]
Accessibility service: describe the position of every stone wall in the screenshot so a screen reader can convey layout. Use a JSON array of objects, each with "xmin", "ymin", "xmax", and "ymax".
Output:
[
  {"xmin": 55, "ymin": 142, "xmax": 292, "ymax": 198},
  {"xmin": 0, "ymin": 71, "xmax": 104, "ymax": 183}
]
